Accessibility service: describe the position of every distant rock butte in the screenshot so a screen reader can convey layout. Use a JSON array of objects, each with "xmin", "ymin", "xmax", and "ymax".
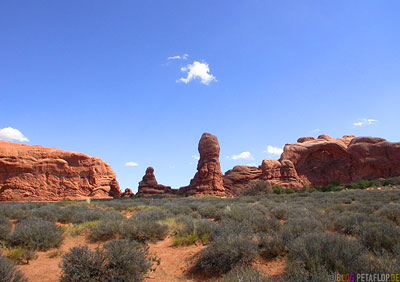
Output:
[
  {"xmin": 179, "ymin": 133, "xmax": 226, "ymax": 196},
  {"xmin": 224, "ymin": 134, "xmax": 400, "ymax": 193},
  {"xmin": 0, "ymin": 140, "xmax": 120, "ymax": 201},
  {"xmin": 136, "ymin": 167, "xmax": 172, "ymax": 196}
]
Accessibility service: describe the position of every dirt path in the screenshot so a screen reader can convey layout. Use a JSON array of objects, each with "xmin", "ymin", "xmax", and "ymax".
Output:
[
  {"xmin": 17, "ymin": 235, "xmax": 100, "ymax": 282},
  {"xmin": 145, "ymin": 237, "xmax": 205, "ymax": 282}
]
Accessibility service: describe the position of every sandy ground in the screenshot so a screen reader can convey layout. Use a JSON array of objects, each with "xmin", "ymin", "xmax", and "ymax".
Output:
[
  {"xmin": 145, "ymin": 237, "xmax": 205, "ymax": 282},
  {"xmin": 17, "ymin": 235, "xmax": 285, "ymax": 282},
  {"xmin": 17, "ymin": 235, "xmax": 100, "ymax": 282}
]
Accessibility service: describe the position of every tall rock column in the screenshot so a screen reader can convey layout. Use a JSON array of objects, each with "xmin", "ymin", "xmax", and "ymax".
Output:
[{"xmin": 180, "ymin": 133, "xmax": 225, "ymax": 196}]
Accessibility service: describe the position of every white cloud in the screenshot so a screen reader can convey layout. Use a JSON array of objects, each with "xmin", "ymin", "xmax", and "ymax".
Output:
[
  {"xmin": 353, "ymin": 118, "xmax": 377, "ymax": 127},
  {"xmin": 192, "ymin": 155, "xmax": 200, "ymax": 160},
  {"xmin": 167, "ymin": 54, "xmax": 189, "ymax": 60},
  {"xmin": 0, "ymin": 127, "xmax": 29, "ymax": 142},
  {"xmin": 231, "ymin": 152, "xmax": 253, "ymax": 160},
  {"xmin": 264, "ymin": 145, "xmax": 283, "ymax": 156},
  {"xmin": 178, "ymin": 61, "xmax": 216, "ymax": 85},
  {"xmin": 125, "ymin": 162, "xmax": 139, "ymax": 167}
]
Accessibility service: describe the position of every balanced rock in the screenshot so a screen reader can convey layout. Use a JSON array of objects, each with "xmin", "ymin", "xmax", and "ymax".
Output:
[
  {"xmin": 180, "ymin": 133, "xmax": 225, "ymax": 196},
  {"xmin": 136, "ymin": 167, "xmax": 172, "ymax": 196},
  {"xmin": 0, "ymin": 141, "xmax": 121, "ymax": 201}
]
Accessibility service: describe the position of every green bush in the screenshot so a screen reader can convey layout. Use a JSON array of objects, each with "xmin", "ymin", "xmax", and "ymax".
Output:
[
  {"xmin": 280, "ymin": 217, "xmax": 324, "ymax": 242},
  {"xmin": 60, "ymin": 240, "xmax": 151, "ymax": 282},
  {"xmin": 288, "ymin": 233, "xmax": 370, "ymax": 274},
  {"xmin": 272, "ymin": 186, "xmax": 284, "ymax": 194},
  {"xmin": 192, "ymin": 234, "xmax": 257, "ymax": 276},
  {"xmin": 121, "ymin": 217, "xmax": 168, "ymax": 242},
  {"xmin": 359, "ymin": 222, "xmax": 400, "ymax": 253},
  {"xmin": 218, "ymin": 266, "xmax": 271, "ymax": 282},
  {"xmin": 7, "ymin": 218, "xmax": 64, "ymax": 251},
  {"xmin": 285, "ymin": 188, "xmax": 295, "ymax": 194},
  {"xmin": 0, "ymin": 255, "xmax": 28, "ymax": 282},
  {"xmin": 88, "ymin": 219, "xmax": 123, "ymax": 242},
  {"xmin": 333, "ymin": 213, "xmax": 369, "ymax": 235},
  {"xmin": 0, "ymin": 215, "xmax": 11, "ymax": 241},
  {"xmin": 258, "ymin": 232, "xmax": 285, "ymax": 259},
  {"xmin": 240, "ymin": 181, "xmax": 271, "ymax": 196},
  {"xmin": 376, "ymin": 205, "xmax": 400, "ymax": 225}
]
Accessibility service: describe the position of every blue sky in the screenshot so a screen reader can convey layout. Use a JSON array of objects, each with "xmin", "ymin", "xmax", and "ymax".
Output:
[{"xmin": 1, "ymin": 1, "xmax": 399, "ymax": 192}]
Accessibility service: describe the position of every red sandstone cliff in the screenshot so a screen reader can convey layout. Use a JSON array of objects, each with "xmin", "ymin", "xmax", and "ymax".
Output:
[{"xmin": 0, "ymin": 141, "xmax": 121, "ymax": 201}]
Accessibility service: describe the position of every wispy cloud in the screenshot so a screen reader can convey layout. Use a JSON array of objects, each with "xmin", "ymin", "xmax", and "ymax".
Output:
[
  {"xmin": 192, "ymin": 155, "xmax": 200, "ymax": 160},
  {"xmin": 353, "ymin": 118, "xmax": 377, "ymax": 127},
  {"xmin": 125, "ymin": 162, "xmax": 139, "ymax": 167},
  {"xmin": 231, "ymin": 152, "xmax": 253, "ymax": 160},
  {"xmin": 264, "ymin": 145, "xmax": 283, "ymax": 156},
  {"xmin": 167, "ymin": 54, "xmax": 189, "ymax": 60},
  {"xmin": 0, "ymin": 127, "xmax": 29, "ymax": 142},
  {"xmin": 177, "ymin": 61, "xmax": 216, "ymax": 85}
]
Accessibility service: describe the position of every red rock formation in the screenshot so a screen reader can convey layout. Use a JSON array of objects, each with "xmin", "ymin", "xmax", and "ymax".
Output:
[
  {"xmin": 224, "ymin": 135, "xmax": 400, "ymax": 193},
  {"xmin": 0, "ymin": 141, "xmax": 120, "ymax": 201},
  {"xmin": 223, "ymin": 166, "xmax": 262, "ymax": 194},
  {"xmin": 136, "ymin": 167, "xmax": 172, "ymax": 196},
  {"xmin": 121, "ymin": 188, "xmax": 134, "ymax": 198},
  {"xmin": 180, "ymin": 133, "xmax": 225, "ymax": 196}
]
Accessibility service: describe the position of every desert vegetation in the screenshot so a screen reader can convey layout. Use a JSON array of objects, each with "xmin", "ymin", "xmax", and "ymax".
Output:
[{"xmin": 0, "ymin": 182, "xmax": 399, "ymax": 281}]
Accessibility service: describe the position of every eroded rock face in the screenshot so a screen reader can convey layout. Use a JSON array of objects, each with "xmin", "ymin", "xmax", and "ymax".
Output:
[
  {"xmin": 223, "ymin": 166, "xmax": 262, "ymax": 194},
  {"xmin": 136, "ymin": 167, "xmax": 172, "ymax": 196},
  {"xmin": 0, "ymin": 141, "xmax": 121, "ymax": 201},
  {"xmin": 180, "ymin": 133, "xmax": 225, "ymax": 196},
  {"xmin": 121, "ymin": 188, "xmax": 134, "ymax": 198},
  {"xmin": 224, "ymin": 135, "xmax": 400, "ymax": 193}
]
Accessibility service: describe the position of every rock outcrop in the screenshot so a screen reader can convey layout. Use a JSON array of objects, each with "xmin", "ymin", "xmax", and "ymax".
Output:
[
  {"xmin": 223, "ymin": 166, "xmax": 262, "ymax": 194},
  {"xmin": 121, "ymin": 188, "xmax": 134, "ymax": 198},
  {"xmin": 179, "ymin": 133, "xmax": 225, "ymax": 196},
  {"xmin": 224, "ymin": 135, "xmax": 400, "ymax": 193},
  {"xmin": 136, "ymin": 167, "xmax": 172, "ymax": 196},
  {"xmin": 0, "ymin": 141, "xmax": 121, "ymax": 201}
]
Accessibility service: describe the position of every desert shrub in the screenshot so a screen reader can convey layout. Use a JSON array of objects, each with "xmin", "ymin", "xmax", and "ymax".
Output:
[
  {"xmin": 7, "ymin": 217, "xmax": 63, "ymax": 251},
  {"xmin": 0, "ymin": 205, "xmax": 29, "ymax": 221},
  {"xmin": 60, "ymin": 240, "xmax": 151, "ymax": 282},
  {"xmin": 333, "ymin": 212, "xmax": 369, "ymax": 235},
  {"xmin": 271, "ymin": 207, "xmax": 288, "ymax": 220},
  {"xmin": 29, "ymin": 205, "xmax": 60, "ymax": 222},
  {"xmin": 197, "ymin": 204, "xmax": 222, "ymax": 220},
  {"xmin": 285, "ymin": 188, "xmax": 295, "ymax": 194},
  {"xmin": 174, "ymin": 217, "xmax": 215, "ymax": 245},
  {"xmin": 280, "ymin": 217, "xmax": 324, "ymax": 243},
  {"xmin": 5, "ymin": 247, "xmax": 36, "ymax": 264},
  {"xmin": 272, "ymin": 186, "xmax": 284, "ymax": 194},
  {"xmin": 369, "ymin": 250, "xmax": 400, "ymax": 273},
  {"xmin": 346, "ymin": 180, "xmax": 378, "ymax": 190},
  {"xmin": 0, "ymin": 215, "xmax": 11, "ymax": 240},
  {"xmin": 218, "ymin": 266, "xmax": 271, "ymax": 282},
  {"xmin": 251, "ymin": 216, "xmax": 282, "ymax": 233},
  {"xmin": 0, "ymin": 255, "xmax": 28, "ymax": 282},
  {"xmin": 210, "ymin": 220, "xmax": 253, "ymax": 242},
  {"xmin": 258, "ymin": 231, "xmax": 285, "ymax": 259},
  {"xmin": 288, "ymin": 233, "xmax": 370, "ymax": 273},
  {"xmin": 121, "ymin": 217, "xmax": 168, "ymax": 242},
  {"xmin": 134, "ymin": 208, "xmax": 169, "ymax": 221},
  {"xmin": 239, "ymin": 181, "xmax": 271, "ymax": 196},
  {"xmin": 192, "ymin": 234, "xmax": 257, "ymax": 276},
  {"xmin": 284, "ymin": 261, "xmax": 331, "ymax": 282},
  {"xmin": 358, "ymin": 222, "xmax": 400, "ymax": 253},
  {"xmin": 88, "ymin": 219, "xmax": 123, "ymax": 242},
  {"xmin": 58, "ymin": 205, "xmax": 104, "ymax": 224},
  {"xmin": 376, "ymin": 205, "xmax": 400, "ymax": 225}
]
